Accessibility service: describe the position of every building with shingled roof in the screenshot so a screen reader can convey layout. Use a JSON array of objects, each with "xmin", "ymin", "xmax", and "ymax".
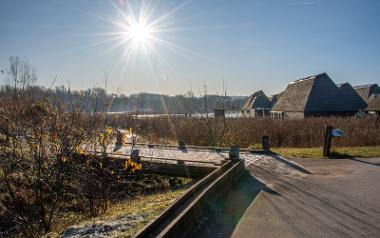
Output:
[
  {"xmin": 268, "ymin": 92, "xmax": 283, "ymax": 108},
  {"xmin": 242, "ymin": 90, "xmax": 272, "ymax": 117},
  {"xmin": 271, "ymin": 73, "xmax": 362, "ymax": 119},
  {"xmin": 353, "ymin": 84, "xmax": 380, "ymax": 104},
  {"xmin": 337, "ymin": 83, "xmax": 368, "ymax": 113},
  {"xmin": 366, "ymin": 96, "xmax": 380, "ymax": 116}
]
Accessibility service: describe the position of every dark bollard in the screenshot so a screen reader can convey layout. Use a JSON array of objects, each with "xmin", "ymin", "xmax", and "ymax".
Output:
[
  {"xmin": 262, "ymin": 136, "xmax": 270, "ymax": 152},
  {"xmin": 116, "ymin": 130, "xmax": 123, "ymax": 145},
  {"xmin": 178, "ymin": 140, "xmax": 186, "ymax": 150},
  {"xmin": 131, "ymin": 148, "xmax": 141, "ymax": 163},
  {"xmin": 229, "ymin": 146, "xmax": 240, "ymax": 160},
  {"xmin": 323, "ymin": 126, "xmax": 333, "ymax": 157}
]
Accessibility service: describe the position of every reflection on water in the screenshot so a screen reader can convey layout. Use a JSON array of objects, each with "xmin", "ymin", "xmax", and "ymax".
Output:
[{"xmin": 107, "ymin": 111, "xmax": 243, "ymax": 118}]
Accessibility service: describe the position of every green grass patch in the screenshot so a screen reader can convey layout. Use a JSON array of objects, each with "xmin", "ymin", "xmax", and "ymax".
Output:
[
  {"xmin": 272, "ymin": 146, "xmax": 380, "ymax": 159},
  {"xmin": 248, "ymin": 144, "xmax": 263, "ymax": 150}
]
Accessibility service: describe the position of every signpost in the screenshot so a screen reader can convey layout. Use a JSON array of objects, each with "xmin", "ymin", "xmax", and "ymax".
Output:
[
  {"xmin": 331, "ymin": 129, "xmax": 346, "ymax": 137},
  {"xmin": 262, "ymin": 136, "xmax": 270, "ymax": 152},
  {"xmin": 323, "ymin": 126, "xmax": 345, "ymax": 157}
]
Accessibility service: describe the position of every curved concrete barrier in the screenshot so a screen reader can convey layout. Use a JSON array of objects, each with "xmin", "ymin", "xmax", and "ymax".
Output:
[
  {"xmin": 134, "ymin": 159, "xmax": 245, "ymax": 238},
  {"xmin": 142, "ymin": 161, "xmax": 216, "ymax": 178}
]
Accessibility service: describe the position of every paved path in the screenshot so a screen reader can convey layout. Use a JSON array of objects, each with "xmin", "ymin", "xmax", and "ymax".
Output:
[
  {"xmin": 232, "ymin": 157, "xmax": 380, "ymax": 238},
  {"xmin": 105, "ymin": 145, "xmax": 380, "ymax": 238},
  {"xmin": 193, "ymin": 154, "xmax": 307, "ymax": 238}
]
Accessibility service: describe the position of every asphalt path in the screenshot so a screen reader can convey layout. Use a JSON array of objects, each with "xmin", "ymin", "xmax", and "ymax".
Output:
[
  {"xmin": 231, "ymin": 157, "xmax": 380, "ymax": 238},
  {"xmin": 105, "ymin": 144, "xmax": 380, "ymax": 238}
]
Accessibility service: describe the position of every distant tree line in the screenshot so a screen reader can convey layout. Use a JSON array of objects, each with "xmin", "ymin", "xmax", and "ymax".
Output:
[
  {"xmin": 0, "ymin": 56, "xmax": 247, "ymax": 114},
  {"xmin": 0, "ymin": 85, "xmax": 247, "ymax": 114}
]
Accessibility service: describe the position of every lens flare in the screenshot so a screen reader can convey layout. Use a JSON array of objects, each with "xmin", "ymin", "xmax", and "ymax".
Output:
[
  {"xmin": 84, "ymin": 0, "xmax": 201, "ymax": 90},
  {"xmin": 128, "ymin": 22, "xmax": 150, "ymax": 43}
]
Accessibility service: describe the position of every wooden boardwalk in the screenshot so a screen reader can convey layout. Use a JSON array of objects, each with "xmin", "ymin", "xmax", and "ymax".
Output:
[{"xmin": 107, "ymin": 145, "xmax": 229, "ymax": 166}]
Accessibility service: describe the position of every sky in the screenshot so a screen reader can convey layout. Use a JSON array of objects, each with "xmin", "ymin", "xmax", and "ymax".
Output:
[{"xmin": 1, "ymin": 0, "xmax": 380, "ymax": 96}]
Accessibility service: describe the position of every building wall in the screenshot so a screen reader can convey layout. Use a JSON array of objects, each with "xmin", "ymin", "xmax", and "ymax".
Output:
[
  {"xmin": 284, "ymin": 112, "xmax": 305, "ymax": 119},
  {"xmin": 242, "ymin": 110, "xmax": 250, "ymax": 117},
  {"xmin": 304, "ymin": 111, "xmax": 357, "ymax": 117},
  {"xmin": 254, "ymin": 109, "xmax": 271, "ymax": 117},
  {"xmin": 270, "ymin": 110, "xmax": 360, "ymax": 119},
  {"xmin": 243, "ymin": 109, "xmax": 271, "ymax": 117},
  {"xmin": 282, "ymin": 111, "xmax": 359, "ymax": 118},
  {"xmin": 368, "ymin": 111, "xmax": 380, "ymax": 116}
]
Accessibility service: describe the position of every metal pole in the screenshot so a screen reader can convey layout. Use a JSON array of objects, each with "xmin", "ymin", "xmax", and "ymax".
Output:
[
  {"xmin": 262, "ymin": 136, "xmax": 270, "ymax": 152},
  {"xmin": 323, "ymin": 126, "xmax": 333, "ymax": 157}
]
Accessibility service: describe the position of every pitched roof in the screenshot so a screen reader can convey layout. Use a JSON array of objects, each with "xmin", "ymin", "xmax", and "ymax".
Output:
[
  {"xmin": 337, "ymin": 83, "xmax": 368, "ymax": 110},
  {"xmin": 353, "ymin": 84, "xmax": 379, "ymax": 89},
  {"xmin": 269, "ymin": 92, "xmax": 283, "ymax": 108},
  {"xmin": 366, "ymin": 95, "xmax": 380, "ymax": 111},
  {"xmin": 242, "ymin": 93, "xmax": 256, "ymax": 110},
  {"xmin": 353, "ymin": 84, "xmax": 380, "ymax": 104},
  {"xmin": 272, "ymin": 73, "xmax": 358, "ymax": 113},
  {"xmin": 243, "ymin": 90, "xmax": 271, "ymax": 110}
]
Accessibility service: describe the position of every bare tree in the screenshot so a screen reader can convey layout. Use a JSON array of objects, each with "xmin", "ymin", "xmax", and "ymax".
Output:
[
  {"xmin": 202, "ymin": 80, "xmax": 230, "ymax": 148},
  {"xmin": 216, "ymin": 80, "xmax": 229, "ymax": 146},
  {"xmin": 203, "ymin": 83, "xmax": 216, "ymax": 147},
  {"xmin": 6, "ymin": 56, "xmax": 37, "ymax": 99}
]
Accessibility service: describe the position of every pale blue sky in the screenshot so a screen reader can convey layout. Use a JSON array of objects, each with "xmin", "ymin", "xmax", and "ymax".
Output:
[{"xmin": 1, "ymin": 0, "xmax": 379, "ymax": 96}]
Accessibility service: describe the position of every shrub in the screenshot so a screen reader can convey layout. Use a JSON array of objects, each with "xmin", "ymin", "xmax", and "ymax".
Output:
[{"xmin": 112, "ymin": 116, "xmax": 380, "ymax": 148}]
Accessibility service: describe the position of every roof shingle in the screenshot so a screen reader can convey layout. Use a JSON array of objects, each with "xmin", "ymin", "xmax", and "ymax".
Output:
[
  {"xmin": 272, "ymin": 73, "xmax": 361, "ymax": 113},
  {"xmin": 243, "ymin": 90, "xmax": 271, "ymax": 110},
  {"xmin": 367, "ymin": 96, "xmax": 380, "ymax": 111}
]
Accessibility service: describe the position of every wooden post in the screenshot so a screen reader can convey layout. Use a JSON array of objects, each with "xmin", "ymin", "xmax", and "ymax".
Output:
[
  {"xmin": 229, "ymin": 146, "xmax": 240, "ymax": 160},
  {"xmin": 178, "ymin": 140, "xmax": 186, "ymax": 150},
  {"xmin": 116, "ymin": 130, "xmax": 123, "ymax": 145},
  {"xmin": 323, "ymin": 126, "xmax": 333, "ymax": 157},
  {"xmin": 131, "ymin": 148, "xmax": 141, "ymax": 163},
  {"xmin": 262, "ymin": 136, "xmax": 270, "ymax": 152}
]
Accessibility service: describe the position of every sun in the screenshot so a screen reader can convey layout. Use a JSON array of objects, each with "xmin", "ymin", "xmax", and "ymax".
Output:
[
  {"xmin": 124, "ymin": 20, "xmax": 152, "ymax": 45},
  {"xmin": 87, "ymin": 0, "xmax": 195, "ymax": 82}
]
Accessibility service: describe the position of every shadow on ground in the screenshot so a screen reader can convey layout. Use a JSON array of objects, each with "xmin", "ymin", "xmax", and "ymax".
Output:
[
  {"xmin": 239, "ymin": 159, "xmax": 380, "ymax": 238},
  {"xmin": 328, "ymin": 152, "xmax": 380, "ymax": 167},
  {"xmin": 191, "ymin": 171, "xmax": 279, "ymax": 238}
]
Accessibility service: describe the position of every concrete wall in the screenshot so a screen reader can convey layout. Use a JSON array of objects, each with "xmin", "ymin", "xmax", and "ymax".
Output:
[
  {"xmin": 161, "ymin": 160, "xmax": 245, "ymax": 238},
  {"xmin": 142, "ymin": 161, "xmax": 216, "ymax": 179},
  {"xmin": 134, "ymin": 160, "xmax": 242, "ymax": 238}
]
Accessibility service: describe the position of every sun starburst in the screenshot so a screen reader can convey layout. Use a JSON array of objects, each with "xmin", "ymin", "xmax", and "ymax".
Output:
[
  {"xmin": 125, "ymin": 20, "xmax": 151, "ymax": 44},
  {"xmin": 85, "ymin": 0, "xmax": 197, "ymax": 82}
]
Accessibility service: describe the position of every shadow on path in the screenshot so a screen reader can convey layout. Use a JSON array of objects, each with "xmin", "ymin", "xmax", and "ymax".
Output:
[
  {"xmin": 328, "ymin": 152, "xmax": 380, "ymax": 167},
  {"xmin": 348, "ymin": 157, "xmax": 380, "ymax": 167},
  {"xmin": 271, "ymin": 153, "xmax": 312, "ymax": 174},
  {"xmin": 245, "ymin": 161, "xmax": 380, "ymax": 238},
  {"xmin": 191, "ymin": 171, "xmax": 279, "ymax": 238}
]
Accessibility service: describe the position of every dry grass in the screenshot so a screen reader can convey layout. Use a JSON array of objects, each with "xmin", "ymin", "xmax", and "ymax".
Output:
[
  {"xmin": 98, "ymin": 190, "xmax": 186, "ymax": 237},
  {"xmin": 45, "ymin": 188, "xmax": 189, "ymax": 238},
  {"xmin": 111, "ymin": 116, "xmax": 380, "ymax": 148}
]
